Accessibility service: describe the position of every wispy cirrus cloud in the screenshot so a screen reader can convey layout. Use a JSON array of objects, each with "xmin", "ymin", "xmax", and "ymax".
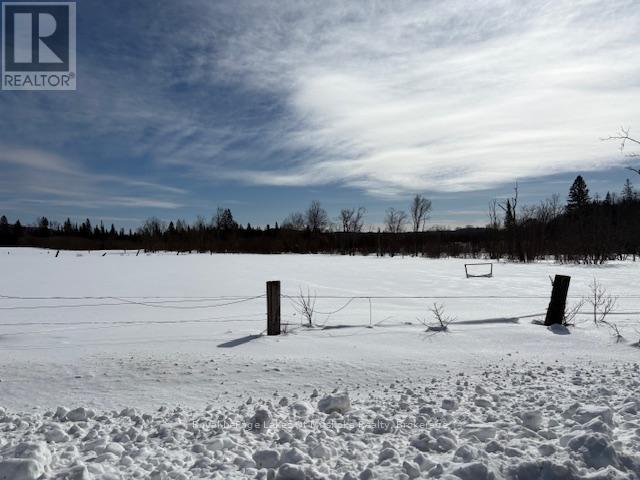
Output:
[
  {"xmin": 1, "ymin": 0, "xmax": 640, "ymax": 227},
  {"xmin": 200, "ymin": 0, "xmax": 640, "ymax": 194},
  {"xmin": 0, "ymin": 146, "xmax": 184, "ymax": 210}
]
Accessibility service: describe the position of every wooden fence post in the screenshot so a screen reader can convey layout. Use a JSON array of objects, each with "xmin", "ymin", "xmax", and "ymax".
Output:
[
  {"xmin": 267, "ymin": 281, "xmax": 281, "ymax": 336},
  {"xmin": 545, "ymin": 275, "xmax": 571, "ymax": 326}
]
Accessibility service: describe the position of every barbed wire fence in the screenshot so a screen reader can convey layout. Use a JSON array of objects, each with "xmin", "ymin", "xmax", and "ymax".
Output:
[
  {"xmin": 2, "ymin": 289, "xmax": 640, "ymax": 336},
  {"xmin": 2, "ymin": 251, "xmax": 639, "ymax": 343}
]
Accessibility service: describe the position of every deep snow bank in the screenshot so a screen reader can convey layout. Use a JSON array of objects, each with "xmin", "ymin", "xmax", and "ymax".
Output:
[{"xmin": 1, "ymin": 361, "xmax": 639, "ymax": 479}]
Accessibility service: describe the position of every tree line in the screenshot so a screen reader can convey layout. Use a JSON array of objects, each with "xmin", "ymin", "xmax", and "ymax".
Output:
[
  {"xmin": 1, "ymin": 178, "xmax": 639, "ymax": 263},
  {"xmin": 489, "ymin": 175, "xmax": 640, "ymax": 264}
]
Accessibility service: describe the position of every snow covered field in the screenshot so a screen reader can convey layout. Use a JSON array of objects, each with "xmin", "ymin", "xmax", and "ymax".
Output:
[{"xmin": 1, "ymin": 248, "xmax": 640, "ymax": 479}]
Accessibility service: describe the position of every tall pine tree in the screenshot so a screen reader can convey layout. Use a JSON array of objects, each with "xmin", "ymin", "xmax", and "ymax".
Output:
[{"xmin": 566, "ymin": 175, "xmax": 590, "ymax": 213}]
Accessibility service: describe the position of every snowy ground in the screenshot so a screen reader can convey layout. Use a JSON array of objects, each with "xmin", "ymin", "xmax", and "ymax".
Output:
[{"xmin": 1, "ymin": 248, "xmax": 639, "ymax": 479}]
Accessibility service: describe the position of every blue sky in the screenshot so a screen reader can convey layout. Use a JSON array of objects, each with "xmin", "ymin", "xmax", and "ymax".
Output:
[{"xmin": 1, "ymin": 0, "xmax": 640, "ymax": 230}]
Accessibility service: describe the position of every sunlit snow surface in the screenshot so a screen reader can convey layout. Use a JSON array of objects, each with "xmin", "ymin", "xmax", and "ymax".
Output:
[{"xmin": 1, "ymin": 248, "xmax": 639, "ymax": 479}]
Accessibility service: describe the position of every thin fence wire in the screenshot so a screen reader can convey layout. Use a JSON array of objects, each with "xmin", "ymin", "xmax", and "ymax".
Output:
[
  {"xmin": 1, "ymin": 290, "xmax": 639, "ymax": 330},
  {"xmin": 0, "ymin": 294, "xmax": 260, "ymax": 301},
  {"xmin": 4, "ymin": 291, "xmax": 640, "ymax": 301},
  {"xmin": 286, "ymin": 294, "xmax": 640, "ymax": 299},
  {"xmin": 108, "ymin": 295, "xmax": 264, "ymax": 310},
  {"xmin": 0, "ymin": 313, "xmax": 266, "ymax": 328},
  {"xmin": 0, "ymin": 295, "xmax": 265, "ymax": 311}
]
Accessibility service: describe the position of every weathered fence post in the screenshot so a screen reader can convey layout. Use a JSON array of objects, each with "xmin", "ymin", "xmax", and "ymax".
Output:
[
  {"xmin": 267, "ymin": 281, "xmax": 281, "ymax": 336},
  {"xmin": 545, "ymin": 275, "xmax": 571, "ymax": 326}
]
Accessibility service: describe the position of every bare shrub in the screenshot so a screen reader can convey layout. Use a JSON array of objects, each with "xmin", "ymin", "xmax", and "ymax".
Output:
[
  {"xmin": 587, "ymin": 278, "xmax": 617, "ymax": 325},
  {"xmin": 563, "ymin": 298, "xmax": 585, "ymax": 326},
  {"xmin": 291, "ymin": 288, "xmax": 316, "ymax": 327},
  {"xmin": 587, "ymin": 277, "xmax": 622, "ymax": 341},
  {"xmin": 419, "ymin": 303, "xmax": 455, "ymax": 332},
  {"xmin": 606, "ymin": 321, "xmax": 625, "ymax": 343}
]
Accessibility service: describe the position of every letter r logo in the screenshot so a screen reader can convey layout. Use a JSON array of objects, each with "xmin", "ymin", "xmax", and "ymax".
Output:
[
  {"xmin": 3, "ymin": 3, "xmax": 73, "ymax": 72},
  {"xmin": 13, "ymin": 12, "xmax": 65, "ymax": 64}
]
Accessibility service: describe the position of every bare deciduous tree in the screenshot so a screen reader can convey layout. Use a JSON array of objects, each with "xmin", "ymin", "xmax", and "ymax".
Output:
[
  {"xmin": 339, "ymin": 207, "xmax": 366, "ymax": 233},
  {"xmin": 488, "ymin": 199, "xmax": 501, "ymax": 229},
  {"xmin": 384, "ymin": 208, "xmax": 408, "ymax": 233},
  {"xmin": 410, "ymin": 195, "xmax": 432, "ymax": 232},
  {"xmin": 351, "ymin": 207, "xmax": 365, "ymax": 233},
  {"xmin": 305, "ymin": 200, "xmax": 329, "ymax": 232},
  {"xmin": 282, "ymin": 212, "xmax": 306, "ymax": 231},
  {"xmin": 536, "ymin": 194, "xmax": 562, "ymax": 224},
  {"xmin": 139, "ymin": 217, "xmax": 166, "ymax": 236},
  {"xmin": 339, "ymin": 209, "xmax": 353, "ymax": 233},
  {"xmin": 603, "ymin": 126, "xmax": 640, "ymax": 159}
]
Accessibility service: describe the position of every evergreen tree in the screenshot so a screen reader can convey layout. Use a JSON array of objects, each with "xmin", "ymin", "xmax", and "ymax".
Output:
[
  {"xmin": 567, "ymin": 175, "xmax": 590, "ymax": 213},
  {"xmin": 622, "ymin": 178, "xmax": 635, "ymax": 202},
  {"xmin": 604, "ymin": 192, "xmax": 612, "ymax": 205},
  {"xmin": 38, "ymin": 217, "xmax": 50, "ymax": 236},
  {"xmin": 214, "ymin": 208, "xmax": 238, "ymax": 231},
  {"xmin": 63, "ymin": 218, "xmax": 73, "ymax": 234},
  {"xmin": 14, "ymin": 220, "xmax": 23, "ymax": 238},
  {"xmin": 81, "ymin": 218, "xmax": 92, "ymax": 237},
  {"xmin": 504, "ymin": 200, "xmax": 515, "ymax": 230},
  {"xmin": 175, "ymin": 219, "xmax": 187, "ymax": 233}
]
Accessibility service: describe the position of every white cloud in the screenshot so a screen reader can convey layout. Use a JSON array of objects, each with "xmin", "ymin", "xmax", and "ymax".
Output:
[
  {"xmin": 0, "ymin": 146, "xmax": 75, "ymax": 174},
  {"xmin": 208, "ymin": 0, "xmax": 640, "ymax": 194},
  {"xmin": 0, "ymin": 145, "xmax": 184, "ymax": 210},
  {"xmin": 3, "ymin": 0, "xmax": 639, "ymax": 206}
]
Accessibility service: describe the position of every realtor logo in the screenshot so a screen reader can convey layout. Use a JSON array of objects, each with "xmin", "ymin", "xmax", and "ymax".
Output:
[{"xmin": 2, "ymin": 2, "xmax": 76, "ymax": 90}]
